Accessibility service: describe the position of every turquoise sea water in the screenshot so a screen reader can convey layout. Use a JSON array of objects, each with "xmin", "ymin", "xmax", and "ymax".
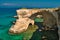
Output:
[{"xmin": 0, "ymin": 8, "xmax": 25, "ymax": 40}]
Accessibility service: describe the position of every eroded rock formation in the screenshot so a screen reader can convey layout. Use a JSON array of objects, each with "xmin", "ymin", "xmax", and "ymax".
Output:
[{"xmin": 9, "ymin": 8, "xmax": 58, "ymax": 34}]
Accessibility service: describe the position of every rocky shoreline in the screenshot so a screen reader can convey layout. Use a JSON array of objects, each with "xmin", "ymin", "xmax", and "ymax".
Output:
[{"xmin": 9, "ymin": 8, "xmax": 60, "ymax": 40}]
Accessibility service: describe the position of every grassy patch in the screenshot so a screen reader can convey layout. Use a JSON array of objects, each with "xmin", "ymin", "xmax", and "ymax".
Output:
[{"xmin": 23, "ymin": 25, "xmax": 38, "ymax": 40}]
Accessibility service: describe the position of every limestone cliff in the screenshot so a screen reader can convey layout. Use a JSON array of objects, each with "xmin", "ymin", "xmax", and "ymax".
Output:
[{"xmin": 9, "ymin": 8, "xmax": 58, "ymax": 34}]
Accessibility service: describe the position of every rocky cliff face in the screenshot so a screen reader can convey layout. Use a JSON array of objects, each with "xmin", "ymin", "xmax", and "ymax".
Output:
[{"xmin": 9, "ymin": 8, "xmax": 59, "ymax": 34}]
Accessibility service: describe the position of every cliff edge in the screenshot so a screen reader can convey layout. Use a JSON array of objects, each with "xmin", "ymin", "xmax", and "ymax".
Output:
[{"xmin": 9, "ymin": 8, "xmax": 58, "ymax": 34}]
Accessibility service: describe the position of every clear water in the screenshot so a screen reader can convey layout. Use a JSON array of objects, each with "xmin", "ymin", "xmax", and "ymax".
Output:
[{"xmin": 0, "ymin": 8, "xmax": 24, "ymax": 40}]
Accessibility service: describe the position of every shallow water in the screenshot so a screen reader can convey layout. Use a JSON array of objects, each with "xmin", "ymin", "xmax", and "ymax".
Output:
[{"xmin": 0, "ymin": 8, "xmax": 25, "ymax": 40}]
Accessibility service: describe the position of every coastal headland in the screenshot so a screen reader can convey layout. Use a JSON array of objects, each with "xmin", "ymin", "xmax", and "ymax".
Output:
[{"xmin": 9, "ymin": 8, "xmax": 60, "ymax": 36}]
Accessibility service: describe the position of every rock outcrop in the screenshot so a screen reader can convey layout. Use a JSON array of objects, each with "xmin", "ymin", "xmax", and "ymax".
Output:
[{"xmin": 9, "ymin": 8, "xmax": 58, "ymax": 34}]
